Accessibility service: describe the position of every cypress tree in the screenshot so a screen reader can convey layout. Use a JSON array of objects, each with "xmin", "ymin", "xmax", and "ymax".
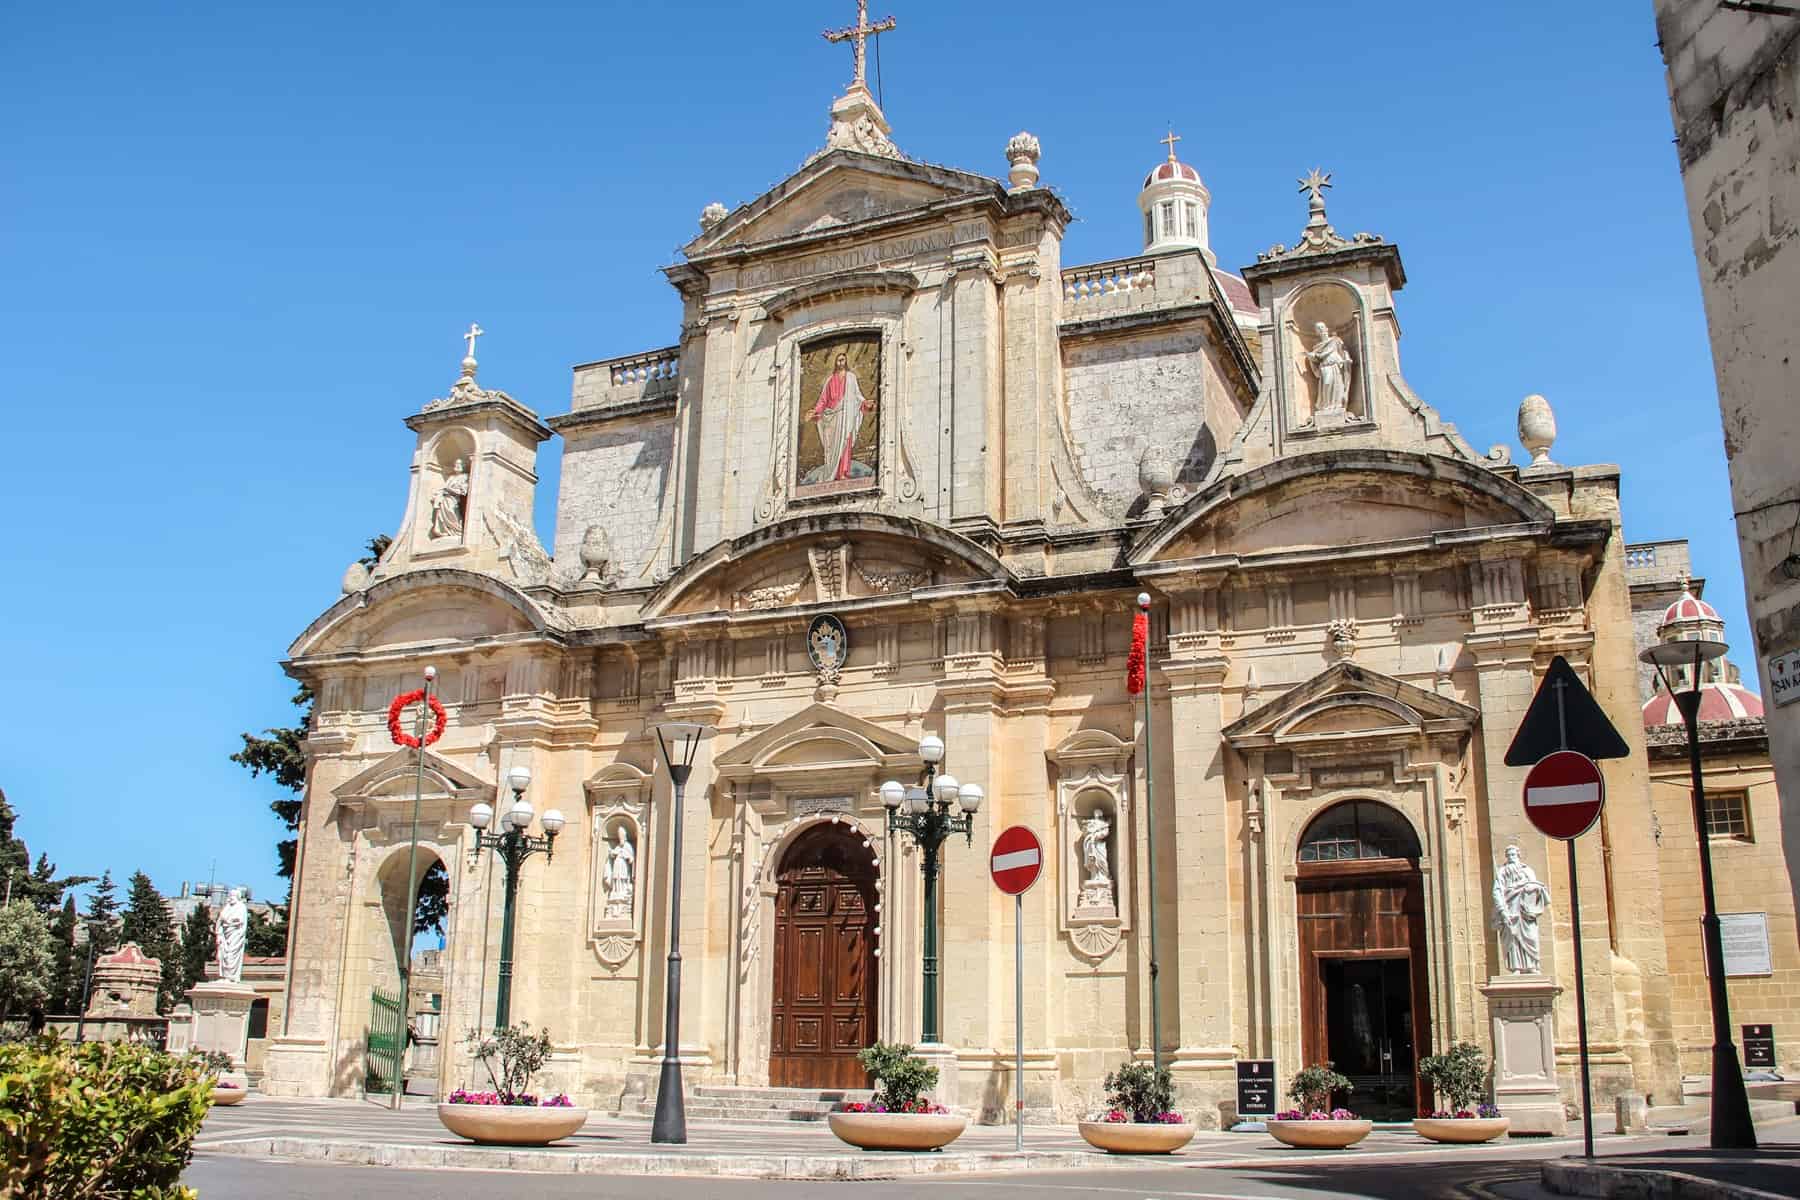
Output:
[
  {"xmin": 120, "ymin": 872, "xmax": 180, "ymax": 1011},
  {"xmin": 179, "ymin": 902, "xmax": 216, "ymax": 997},
  {"xmin": 48, "ymin": 896, "xmax": 77, "ymax": 1013},
  {"xmin": 83, "ymin": 871, "xmax": 121, "ymax": 958}
]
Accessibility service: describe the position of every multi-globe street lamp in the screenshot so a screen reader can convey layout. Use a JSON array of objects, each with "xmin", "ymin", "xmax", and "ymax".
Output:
[
  {"xmin": 467, "ymin": 764, "xmax": 563, "ymax": 1031},
  {"xmin": 880, "ymin": 733, "xmax": 984, "ymax": 1046},
  {"xmin": 1639, "ymin": 587, "xmax": 1757, "ymax": 1150},
  {"xmin": 650, "ymin": 721, "xmax": 710, "ymax": 1145}
]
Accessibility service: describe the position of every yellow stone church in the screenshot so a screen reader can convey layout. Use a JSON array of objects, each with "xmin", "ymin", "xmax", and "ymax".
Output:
[{"xmin": 260, "ymin": 24, "xmax": 1796, "ymax": 1126}]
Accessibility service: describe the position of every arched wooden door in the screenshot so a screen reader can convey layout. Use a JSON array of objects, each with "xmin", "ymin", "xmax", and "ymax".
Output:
[
  {"xmin": 1295, "ymin": 800, "xmax": 1431, "ymax": 1120},
  {"xmin": 770, "ymin": 823, "xmax": 879, "ymax": 1089}
]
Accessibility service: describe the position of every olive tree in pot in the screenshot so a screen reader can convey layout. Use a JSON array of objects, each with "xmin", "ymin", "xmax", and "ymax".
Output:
[
  {"xmin": 1267, "ymin": 1064, "xmax": 1371, "ymax": 1149},
  {"xmin": 436, "ymin": 1023, "xmax": 588, "ymax": 1146},
  {"xmin": 1414, "ymin": 1042, "xmax": 1508, "ymax": 1143},
  {"xmin": 1078, "ymin": 1061, "xmax": 1195, "ymax": 1154},
  {"xmin": 828, "ymin": 1041, "xmax": 967, "ymax": 1152},
  {"xmin": 195, "ymin": 1049, "xmax": 247, "ymax": 1105}
]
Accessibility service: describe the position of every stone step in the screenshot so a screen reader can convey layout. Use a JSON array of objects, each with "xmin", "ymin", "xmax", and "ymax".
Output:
[{"xmin": 620, "ymin": 1084, "xmax": 875, "ymax": 1124}]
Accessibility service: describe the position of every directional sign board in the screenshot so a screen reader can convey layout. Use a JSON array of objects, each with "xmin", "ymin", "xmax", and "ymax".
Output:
[
  {"xmin": 991, "ymin": 826, "xmax": 1043, "ymax": 896},
  {"xmin": 1523, "ymin": 750, "xmax": 1606, "ymax": 840},
  {"xmin": 1505, "ymin": 655, "xmax": 1630, "ymax": 767}
]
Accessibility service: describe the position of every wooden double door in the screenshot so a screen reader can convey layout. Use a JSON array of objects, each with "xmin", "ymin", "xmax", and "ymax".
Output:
[
  {"xmin": 1297, "ymin": 860, "xmax": 1432, "ymax": 1119},
  {"xmin": 770, "ymin": 824, "xmax": 878, "ymax": 1089}
]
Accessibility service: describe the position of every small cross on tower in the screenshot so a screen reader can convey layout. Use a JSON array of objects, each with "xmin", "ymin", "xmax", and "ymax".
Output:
[
  {"xmin": 1160, "ymin": 129, "xmax": 1182, "ymax": 162},
  {"xmin": 463, "ymin": 322, "xmax": 484, "ymax": 361},
  {"xmin": 823, "ymin": 0, "xmax": 896, "ymax": 93}
]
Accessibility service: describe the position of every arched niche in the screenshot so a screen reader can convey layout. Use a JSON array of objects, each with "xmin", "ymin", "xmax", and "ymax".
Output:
[
  {"xmin": 1048, "ymin": 728, "xmax": 1134, "ymax": 962},
  {"xmin": 1281, "ymin": 279, "xmax": 1369, "ymax": 431},
  {"xmin": 583, "ymin": 762, "xmax": 652, "ymax": 968},
  {"xmin": 422, "ymin": 426, "xmax": 477, "ymax": 546}
]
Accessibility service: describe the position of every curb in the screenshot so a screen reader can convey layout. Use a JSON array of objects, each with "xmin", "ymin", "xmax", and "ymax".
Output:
[
  {"xmin": 197, "ymin": 1136, "xmax": 1107, "ymax": 1179},
  {"xmin": 1542, "ymin": 1159, "xmax": 1794, "ymax": 1200}
]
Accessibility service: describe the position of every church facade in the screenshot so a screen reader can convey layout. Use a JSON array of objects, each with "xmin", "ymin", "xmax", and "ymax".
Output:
[{"xmin": 264, "ymin": 51, "xmax": 1714, "ymax": 1123}]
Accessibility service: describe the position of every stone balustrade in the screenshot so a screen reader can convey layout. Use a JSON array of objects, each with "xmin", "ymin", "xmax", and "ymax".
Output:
[
  {"xmin": 571, "ymin": 345, "xmax": 681, "ymax": 412},
  {"xmin": 1061, "ymin": 257, "xmax": 1157, "ymax": 309}
]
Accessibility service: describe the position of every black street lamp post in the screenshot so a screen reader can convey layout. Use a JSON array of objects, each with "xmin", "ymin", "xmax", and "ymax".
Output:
[
  {"xmin": 1641, "ymin": 588, "xmax": 1757, "ymax": 1150},
  {"xmin": 651, "ymin": 721, "xmax": 710, "ymax": 1146},
  {"xmin": 880, "ymin": 734, "xmax": 984, "ymax": 1046},
  {"xmin": 467, "ymin": 765, "xmax": 563, "ymax": 1031}
]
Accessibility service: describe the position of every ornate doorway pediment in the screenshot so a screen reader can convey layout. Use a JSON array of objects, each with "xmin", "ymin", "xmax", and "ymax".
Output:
[{"xmin": 1224, "ymin": 662, "xmax": 1478, "ymax": 754}]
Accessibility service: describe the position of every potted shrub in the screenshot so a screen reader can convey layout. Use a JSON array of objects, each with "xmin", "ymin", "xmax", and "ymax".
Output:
[
  {"xmin": 195, "ymin": 1049, "xmax": 247, "ymax": 1105},
  {"xmin": 1267, "ymin": 1064, "xmax": 1371, "ymax": 1149},
  {"xmin": 1414, "ymin": 1042, "xmax": 1509, "ymax": 1144},
  {"xmin": 436, "ymin": 1023, "xmax": 588, "ymax": 1146},
  {"xmin": 1077, "ymin": 1061, "xmax": 1195, "ymax": 1154},
  {"xmin": 827, "ymin": 1041, "xmax": 966, "ymax": 1152}
]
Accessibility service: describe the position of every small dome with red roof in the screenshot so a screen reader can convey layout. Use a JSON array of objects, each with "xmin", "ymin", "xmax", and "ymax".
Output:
[
  {"xmin": 1139, "ymin": 128, "xmax": 1213, "ymax": 264},
  {"xmin": 1642, "ymin": 681, "xmax": 1764, "ymax": 728},
  {"xmin": 1661, "ymin": 589, "xmax": 1722, "ymax": 627},
  {"xmin": 1143, "ymin": 159, "xmax": 1201, "ymax": 189}
]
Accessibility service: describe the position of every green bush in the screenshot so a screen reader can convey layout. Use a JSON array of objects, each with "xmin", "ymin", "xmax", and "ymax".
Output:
[
  {"xmin": 855, "ymin": 1041, "xmax": 939, "ymax": 1110},
  {"xmin": 1418, "ymin": 1042, "xmax": 1490, "ymax": 1113},
  {"xmin": 0, "ymin": 1036, "xmax": 212, "ymax": 1200},
  {"xmin": 1102, "ymin": 1061, "xmax": 1175, "ymax": 1122},
  {"xmin": 464, "ymin": 1023, "xmax": 553, "ymax": 1104},
  {"xmin": 1288, "ymin": 1062, "xmax": 1353, "ymax": 1115}
]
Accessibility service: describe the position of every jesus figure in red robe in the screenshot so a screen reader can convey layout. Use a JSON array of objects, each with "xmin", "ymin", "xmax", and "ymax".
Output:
[{"xmin": 807, "ymin": 352, "xmax": 875, "ymax": 483}]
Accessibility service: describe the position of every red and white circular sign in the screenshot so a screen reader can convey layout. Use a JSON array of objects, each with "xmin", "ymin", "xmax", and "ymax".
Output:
[
  {"xmin": 990, "ymin": 826, "xmax": 1043, "ymax": 895},
  {"xmin": 1522, "ymin": 750, "xmax": 1606, "ymax": 840}
]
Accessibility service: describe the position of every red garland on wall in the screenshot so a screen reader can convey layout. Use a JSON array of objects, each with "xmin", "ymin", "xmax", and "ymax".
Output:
[{"xmin": 388, "ymin": 689, "xmax": 447, "ymax": 748}]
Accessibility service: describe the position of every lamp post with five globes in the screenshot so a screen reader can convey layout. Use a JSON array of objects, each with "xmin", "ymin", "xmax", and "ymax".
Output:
[
  {"xmin": 880, "ymin": 733, "xmax": 984, "ymax": 1046},
  {"xmin": 467, "ymin": 764, "xmax": 564, "ymax": 1030}
]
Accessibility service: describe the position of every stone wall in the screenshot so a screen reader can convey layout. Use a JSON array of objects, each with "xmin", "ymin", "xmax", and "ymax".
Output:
[{"xmin": 1657, "ymin": 0, "xmax": 1800, "ymax": 922}]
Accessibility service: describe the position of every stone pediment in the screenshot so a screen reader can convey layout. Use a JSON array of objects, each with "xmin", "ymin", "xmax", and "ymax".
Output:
[
  {"xmin": 641, "ymin": 512, "xmax": 1012, "ymax": 621},
  {"xmin": 1130, "ymin": 449, "xmax": 1556, "ymax": 568},
  {"xmin": 1224, "ymin": 662, "xmax": 1479, "ymax": 751},
  {"xmin": 713, "ymin": 703, "xmax": 921, "ymax": 784},
  {"xmin": 334, "ymin": 747, "xmax": 496, "ymax": 804},
  {"xmin": 291, "ymin": 568, "xmax": 560, "ymax": 660},
  {"xmin": 681, "ymin": 151, "xmax": 1001, "ymax": 260}
]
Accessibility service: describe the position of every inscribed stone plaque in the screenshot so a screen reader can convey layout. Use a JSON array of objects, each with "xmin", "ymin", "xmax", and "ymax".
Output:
[{"xmin": 1720, "ymin": 912, "xmax": 1773, "ymax": 977}]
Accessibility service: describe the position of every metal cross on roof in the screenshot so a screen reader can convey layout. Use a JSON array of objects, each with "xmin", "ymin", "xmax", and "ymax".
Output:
[
  {"xmin": 462, "ymin": 322, "xmax": 484, "ymax": 360},
  {"xmin": 1161, "ymin": 129, "xmax": 1182, "ymax": 161},
  {"xmin": 823, "ymin": 0, "xmax": 896, "ymax": 92}
]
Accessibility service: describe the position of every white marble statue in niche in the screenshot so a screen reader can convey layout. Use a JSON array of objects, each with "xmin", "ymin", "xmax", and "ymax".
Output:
[
  {"xmin": 1491, "ymin": 844, "xmax": 1551, "ymax": 974},
  {"xmin": 1077, "ymin": 810, "xmax": 1115, "ymax": 912},
  {"xmin": 214, "ymin": 888, "xmax": 249, "ymax": 984},
  {"xmin": 1303, "ymin": 321, "xmax": 1354, "ymax": 423},
  {"xmin": 430, "ymin": 458, "xmax": 470, "ymax": 538},
  {"xmin": 601, "ymin": 825, "xmax": 636, "ymax": 921}
]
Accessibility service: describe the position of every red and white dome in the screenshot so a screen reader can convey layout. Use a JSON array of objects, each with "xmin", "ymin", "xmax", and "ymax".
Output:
[
  {"xmin": 1661, "ymin": 590, "xmax": 1722, "ymax": 626},
  {"xmin": 1142, "ymin": 159, "xmax": 1201, "ymax": 188},
  {"xmin": 1642, "ymin": 681, "xmax": 1764, "ymax": 728}
]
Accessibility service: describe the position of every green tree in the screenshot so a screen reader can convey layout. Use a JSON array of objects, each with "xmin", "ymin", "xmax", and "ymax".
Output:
[
  {"xmin": 0, "ymin": 900, "xmax": 56, "ymax": 1019},
  {"xmin": 0, "ymin": 790, "xmax": 92, "ymax": 914},
  {"xmin": 82, "ymin": 871, "xmax": 121, "ymax": 959},
  {"xmin": 246, "ymin": 906, "xmax": 288, "ymax": 957},
  {"xmin": 47, "ymin": 897, "xmax": 78, "ymax": 1014},
  {"xmin": 178, "ymin": 902, "xmax": 216, "ymax": 999},
  {"xmin": 119, "ymin": 872, "xmax": 182, "ymax": 1012}
]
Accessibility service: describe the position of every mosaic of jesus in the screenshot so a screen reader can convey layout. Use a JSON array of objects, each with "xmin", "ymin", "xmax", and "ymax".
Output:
[{"xmin": 797, "ymin": 333, "xmax": 880, "ymax": 493}]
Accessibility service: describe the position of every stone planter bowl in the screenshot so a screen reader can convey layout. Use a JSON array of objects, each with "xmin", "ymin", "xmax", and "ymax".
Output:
[
  {"xmin": 211, "ymin": 1085, "xmax": 247, "ymax": 1106},
  {"xmin": 1077, "ymin": 1120, "xmax": 1196, "ymax": 1154},
  {"xmin": 1267, "ymin": 1118, "xmax": 1373, "ymax": 1149},
  {"xmin": 827, "ymin": 1111, "xmax": 967, "ymax": 1152},
  {"xmin": 1413, "ymin": 1116, "xmax": 1510, "ymax": 1144},
  {"xmin": 436, "ymin": 1103, "xmax": 589, "ymax": 1146}
]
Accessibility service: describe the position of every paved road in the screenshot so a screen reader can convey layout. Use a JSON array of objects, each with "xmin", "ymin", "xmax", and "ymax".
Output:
[{"xmin": 185, "ymin": 1153, "xmax": 1558, "ymax": 1200}]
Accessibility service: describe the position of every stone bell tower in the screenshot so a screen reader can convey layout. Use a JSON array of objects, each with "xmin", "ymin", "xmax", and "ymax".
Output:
[{"xmin": 360, "ymin": 325, "xmax": 554, "ymax": 588}]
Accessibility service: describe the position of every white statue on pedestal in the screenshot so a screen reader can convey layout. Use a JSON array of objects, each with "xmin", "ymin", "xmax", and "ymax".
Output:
[
  {"xmin": 1303, "ymin": 321, "xmax": 1354, "ymax": 420},
  {"xmin": 602, "ymin": 826, "xmax": 636, "ymax": 921},
  {"xmin": 214, "ymin": 888, "xmax": 249, "ymax": 985},
  {"xmin": 430, "ymin": 459, "xmax": 469, "ymax": 538},
  {"xmin": 1491, "ymin": 844, "xmax": 1551, "ymax": 974},
  {"xmin": 1078, "ymin": 811, "xmax": 1114, "ymax": 910}
]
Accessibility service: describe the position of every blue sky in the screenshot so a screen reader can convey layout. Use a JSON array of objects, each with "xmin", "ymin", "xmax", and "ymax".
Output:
[{"xmin": 0, "ymin": 2, "xmax": 1742, "ymax": 907}]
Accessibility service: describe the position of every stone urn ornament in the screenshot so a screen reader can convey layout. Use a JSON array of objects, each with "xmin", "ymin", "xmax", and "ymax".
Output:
[{"xmin": 1517, "ymin": 393, "xmax": 1556, "ymax": 467}]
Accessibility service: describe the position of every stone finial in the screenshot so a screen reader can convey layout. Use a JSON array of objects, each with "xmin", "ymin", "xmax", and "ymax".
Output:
[
  {"xmin": 341, "ymin": 560, "xmax": 371, "ymax": 594},
  {"xmin": 1517, "ymin": 393, "xmax": 1557, "ymax": 467},
  {"xmin": 700, "ymin": 202, "xmax": 728, "ymax": 232},
  {"xmin": 1137, "ymin": 446, "xmax": 1175, "ymax": 514},
  {"xmin": 1006, "ymin": 131, "xmax": 1041, "ymax": 191}
]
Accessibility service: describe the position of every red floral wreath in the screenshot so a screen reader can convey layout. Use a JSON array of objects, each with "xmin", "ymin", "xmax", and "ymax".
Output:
[{"xmin": 388, "ymin": 689, "xmax": 447, "ymax": 748}]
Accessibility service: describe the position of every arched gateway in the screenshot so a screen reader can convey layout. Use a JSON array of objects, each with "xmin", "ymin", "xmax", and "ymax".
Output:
[
  {"xmin": 1295, "ymin": 800, "xmax": 1430, "ymax": 1120},
  {"xmin": 769, "ymin": 823, "xmax": 879, "ymax": 1088}
]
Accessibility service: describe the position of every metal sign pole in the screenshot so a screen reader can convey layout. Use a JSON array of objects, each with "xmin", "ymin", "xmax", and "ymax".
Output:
[
  {"xmin": 1015, "ymin": 890, "xmax": 1025, "ymax": 1153},
  {"xmin": 1555, "ymin": 678, "xmax": 1596, "ymax": 1160}
]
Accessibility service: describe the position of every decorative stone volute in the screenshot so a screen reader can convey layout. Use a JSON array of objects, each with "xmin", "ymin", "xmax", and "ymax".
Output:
[
  {"xmin": 1517, "ymin": 393, "xmax": 1557, "ymax": 467},
  {"xmin": 1006, "ymin": 131, "xmax": 1041, "ymax": 191}
]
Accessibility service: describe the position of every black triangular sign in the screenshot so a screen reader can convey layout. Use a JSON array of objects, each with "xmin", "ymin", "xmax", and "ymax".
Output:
[{"xmin": 1504, "ymin": 654, "xmax": 1631, "ymax": 766}]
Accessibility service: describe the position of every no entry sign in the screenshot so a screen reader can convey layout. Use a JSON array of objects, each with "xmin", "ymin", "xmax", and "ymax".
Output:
[
  {"xmin": 990, "ymin": 826, "xmax": 1043, "ymax": 895},
  {"xmin": 1523, "ymin": 750, "xmax": 1606, "ymax": 840}
]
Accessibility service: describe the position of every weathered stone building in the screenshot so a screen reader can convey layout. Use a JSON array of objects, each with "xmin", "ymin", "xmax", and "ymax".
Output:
[
  {"xmin": 263, "ymin": 37, "xmax": 1718, "ymax": 1122},
  {"xmin": 1655, "ymin": 0, "xmax": 1800, "ymax": 918}
]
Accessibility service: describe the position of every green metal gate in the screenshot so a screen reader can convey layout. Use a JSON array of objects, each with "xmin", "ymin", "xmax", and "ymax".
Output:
[{"xmin": 365, "ymin": 987, "xmax": 404, "ymax": 1096}]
